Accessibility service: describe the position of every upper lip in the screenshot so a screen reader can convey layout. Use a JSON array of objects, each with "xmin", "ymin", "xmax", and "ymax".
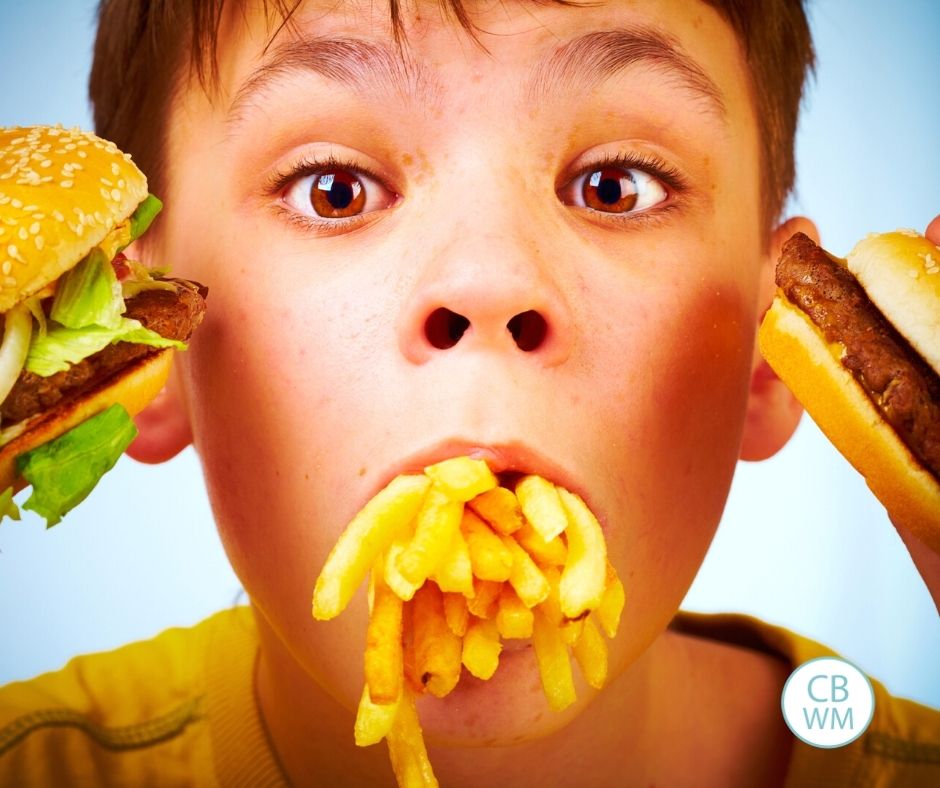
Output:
[{"xmin": 368, "ymin": 438, "xmax": 605, "ymax": 532}]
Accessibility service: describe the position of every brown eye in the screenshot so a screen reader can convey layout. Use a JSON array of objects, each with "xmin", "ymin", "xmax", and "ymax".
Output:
[
  {"xmin": 282, "ymin": 160, "xmax": 396, "ymax": 226},
  {"xmin": 310, "ymin": 170, "xmax": 366, "ymax": 218},
  {"xmin": 583, "ymin": 168, "xmax": 638, "ymax": 213},
  {"xmin": 561, "ymin": 164, "xmax": 668, "ymax": 216}
]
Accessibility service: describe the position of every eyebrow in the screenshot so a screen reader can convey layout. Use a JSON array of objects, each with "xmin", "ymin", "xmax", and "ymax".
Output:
[
  {"xmin": 226, "ymin": 37, "xmax": 440, "ymax": 127},
  {"xmin": 525, "ymin": 27, "xmax": 727, "ymax": 121},
  {"xmin": 226, "ymin": 26, "xmax": 726, "ymax": 129}
]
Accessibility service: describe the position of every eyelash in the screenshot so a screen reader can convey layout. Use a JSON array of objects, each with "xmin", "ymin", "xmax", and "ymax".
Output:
[
  {"xmin": 587, "ymin": 151, "xmax": 687, "ymax": 196},
  {"xmin": 266, "ymin": 150, "xmax": 688, "ymax": 232},
  {"xmin": 265, "ymin": 153, "xmax": 393, "ymax": 233},
  {"xmin": 568, "ymin": 151, "xmax": 688, "ymax": 225}
]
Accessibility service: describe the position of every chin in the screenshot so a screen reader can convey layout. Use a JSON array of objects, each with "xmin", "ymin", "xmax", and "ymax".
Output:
[{"xmin": 417, "ymin": 644, "xmax": 594, "ymax": 747}]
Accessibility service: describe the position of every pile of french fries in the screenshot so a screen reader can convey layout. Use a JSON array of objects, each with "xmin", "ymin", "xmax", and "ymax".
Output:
[{"xmin": 312, "ymin": 456, "xmax": 625, "ymax": 788}]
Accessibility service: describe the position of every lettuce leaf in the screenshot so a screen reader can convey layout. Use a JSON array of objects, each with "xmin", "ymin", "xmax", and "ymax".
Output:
[
  {"xmin": 17, "ymin": 404, "xmax": 138, "ymax": 528},
  {"xmin": 25, "ymin": 194, "xmax": 172, "ymax": 379},
  {"xmin": 49, "ymin": 247, "xmax": 124, "ymax": 330},
  {"xmin": 25, "ymin": 318, "xmax": 187, "ymax": 377},
  {"xmin": 0, "ymin": 486, "xmax": 21, "ymax": 526},
  {"xmin": 129, "ymin": 194, "xmax": 163, "ymax": 241}
]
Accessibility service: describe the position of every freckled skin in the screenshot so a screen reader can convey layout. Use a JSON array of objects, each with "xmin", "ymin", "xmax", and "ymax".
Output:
[{"xmin": 147, "ymin": 0, "xmax": 779, "ymax": 781}]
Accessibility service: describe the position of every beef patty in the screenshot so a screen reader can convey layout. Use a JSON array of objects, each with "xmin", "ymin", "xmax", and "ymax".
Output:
[
  {"xmin": 1, "ymin": 279, "xmax": 207, "ymax": 425},
  {"xmin": 775, "ymin": 232, "xmax": 940, "ymax": 480}
]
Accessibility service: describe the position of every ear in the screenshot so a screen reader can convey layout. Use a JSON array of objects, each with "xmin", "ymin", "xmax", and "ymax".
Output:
[
  {"xmin": 126, "ymin": 362, "xmax": 193, "ymax": 463},
  {"xmin": 739, "ymin": 216, "xmax": 819, "ymax": 461}
]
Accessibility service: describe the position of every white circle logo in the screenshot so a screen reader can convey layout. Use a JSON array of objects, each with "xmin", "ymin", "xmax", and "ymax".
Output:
[{"xmin": 781, "ymin": 657, "xmax": 875, "ymax": 748}]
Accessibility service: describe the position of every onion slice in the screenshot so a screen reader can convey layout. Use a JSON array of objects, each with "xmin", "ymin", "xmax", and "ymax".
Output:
[{"xmin": 0, "ymin": 303, "xmax": 34, "ymax": 419}]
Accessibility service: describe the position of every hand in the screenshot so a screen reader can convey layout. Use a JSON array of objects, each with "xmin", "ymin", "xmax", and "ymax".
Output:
[
  {"xmin": 892, "ymin": 214, "xmax": 940, "ymax": 615},
  {"xmin": 894, "ymin": 521, "xmax": 940, "ymax": 615},
  {"xmin": 927, "ymin": 215, "xmax": 940, "ymax": 246}
]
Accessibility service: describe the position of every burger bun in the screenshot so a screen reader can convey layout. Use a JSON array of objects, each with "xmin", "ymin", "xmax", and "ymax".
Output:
[
  {"xmin": 0, "ymin": 125, "xmax": 148, "ymax": 312},
  {"xmin": 0, "ymin": 350, "xmax": 173, "ymax": 493},
  {"xmin": 759, "ymin": 232, "xmax": 940, "ymax": 554}
]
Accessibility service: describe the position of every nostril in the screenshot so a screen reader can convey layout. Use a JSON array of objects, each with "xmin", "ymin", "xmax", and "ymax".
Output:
[
  {"xmin": 507, "ymin": 310, "xmax": 547, "ymax": 352},
  {"xmin": 424, "ymin": 307, "xmax": 470, "ymax": 349}
]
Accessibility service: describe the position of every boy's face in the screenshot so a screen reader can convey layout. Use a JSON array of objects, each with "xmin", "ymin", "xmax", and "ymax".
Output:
[{"xmin": 155, "ymin": 0, "xmax": 767, "ymax": 742}]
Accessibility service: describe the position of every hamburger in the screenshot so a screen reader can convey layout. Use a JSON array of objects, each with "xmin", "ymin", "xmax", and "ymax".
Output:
[
  {"xmin": 758, "ymin": 230, "xmax": 939, "ymax": 553},
  {"xmin": 0, "ymin": 125, "xmax": 206, "ymax": 526}
]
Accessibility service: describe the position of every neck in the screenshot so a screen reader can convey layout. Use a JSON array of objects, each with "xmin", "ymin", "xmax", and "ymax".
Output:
[{"xmin": 252, "ymin": 604, "xmax": 791, "ymax": 787}]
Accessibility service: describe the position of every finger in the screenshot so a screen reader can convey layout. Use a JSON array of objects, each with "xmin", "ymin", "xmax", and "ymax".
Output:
[
  {"xmin": 894, "ymin": 517, "xmax": 940, "ymax": 614},
  {"xmin": 926, "ymin": 215, "xmax": 940, "ymax": 246}
]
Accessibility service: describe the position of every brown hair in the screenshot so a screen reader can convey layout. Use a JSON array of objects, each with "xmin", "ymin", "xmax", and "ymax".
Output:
[{"xmin": 90, "ymin": 0, "xmax": 814, "ymax": 228}]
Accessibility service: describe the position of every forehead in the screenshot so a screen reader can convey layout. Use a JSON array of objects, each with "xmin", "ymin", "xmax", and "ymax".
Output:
[{"xmin": 208, "ymin": 0, "xmax": 753, "ymax": 125}]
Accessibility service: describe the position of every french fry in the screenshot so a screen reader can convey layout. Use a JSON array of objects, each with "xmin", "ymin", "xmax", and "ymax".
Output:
[
  {"xmin": 496, "ymin": 584, "xmax": 534, "ymax": 639},
  {"xmin": 466, "ymin": 577, "xmax": 502, "ymax": 619},
  {"xmin": 401, "ymin": 601, "xmax": 425, "ymax": 696},
  {"xmin": 596, "ymin": 560, "xmax": 626, "ymax": 639},
  {"xmin": 365, "ymin": 568, "xmax": 404, "ymax": 704},
  {"xmin": 423, "ymin": 456, "xmax": 497, "ymax": 502},
  {"xmin": 462, "ymin": 509, "xmax": 513, "ymax": 582},
  {"xmin": 318, "ymin": 456, "xmax": 625, "ymax": 788},
  {"xmin": 531, "ymin": 605, "xmax": 576, "ymax": 712},
  {"xmin": 537, "ymin": 566, "xmax": 564, "ymax": 626},
  {"xmin": 515, "ymin": 519, "xmax": 567, "ymax": 567},
  {"xmin": 386, "ymin": 690, "xmax": 439, "ymax": 788},
  {"xmin": 396, "ymin": 486, "xmax": 464, "ymax": 586},
  {"xmin": 557, "ymin": 487, "xmax": 606, "ymax": 619},
  {"xmin": 431, "ymin": 528, "xmax": 473, "ymax": 595},
  {"xmin": 515, "ymin": 475, "xmax": 568, "ymax": 541},
  {"xmin": 560, "ymin": 617, "xmax": 584, "ymax": 647},
  {"xmin": 468, "ymin": 486, "xmax": 523, "ymax": 535},
  {"xmin": 572, "ymin": 616, "xmax": 608, "ymax": 690},
  {"xmin": 539, "ymin": 566, "xmax": 582, "ymax": 645},
  {"xmin": 313, "ymin": 474, "xmax": 431, "ymax": 620},
  {"xmin": 501, "ymin": 534, "xmax": 550, "ymax": 608},
  {"xmin": 355, "ymin": 683, "xmax": 401, "ymax": 746},
  {"xmin": 461, "ymin": 616, "xmax": 502, "ymax": 680},
  {"xmin": 385, "ymin": 538, "xmax": 421, "ymax": 601},
  {"xmin": 442, "ymin": 591, "xmax": 470, "ymax": 637},
  {"xmin": 411, "ymin": 582, "xmax": 462, "ymax": 698}
]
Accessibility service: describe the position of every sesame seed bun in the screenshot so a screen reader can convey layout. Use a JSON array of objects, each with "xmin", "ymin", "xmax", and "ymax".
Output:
[
  {"xmin": 0, "ymin": 125, "xmax": 148, "ymax": 312},
  {"xmin": 0, "ymin": 349, "xmax": 173, "ymax": 493},
  {"xmin": 759, "ymin": 234, "xmax": 940, "ymax": 554}
]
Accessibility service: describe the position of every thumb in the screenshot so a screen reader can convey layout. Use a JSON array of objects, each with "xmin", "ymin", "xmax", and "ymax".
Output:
[
  {"xmin": 893, "ymin": 518, "xmax": 940, "ymax": 615},
  {"xmin": 926, "ymin": 215, "xmax": 940, "ymax": 246}
]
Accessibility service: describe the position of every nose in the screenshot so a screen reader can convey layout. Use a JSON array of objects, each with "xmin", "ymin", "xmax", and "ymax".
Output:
[
  {"xmin": 423, "ymin": 307, "xmax": 547, "ymax": 352},
  {"xmin": 398, "ymin": 229, "xmax": 574, "ymax": 365}
]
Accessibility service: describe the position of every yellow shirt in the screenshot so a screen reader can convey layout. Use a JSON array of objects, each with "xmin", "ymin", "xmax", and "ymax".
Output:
[{"xmin": 0, "ymin": 607, "xmax": 937, "ymax": 786}]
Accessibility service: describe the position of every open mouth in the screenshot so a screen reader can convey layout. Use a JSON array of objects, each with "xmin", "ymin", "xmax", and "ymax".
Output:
[
  {"xmin": 311, "ymin": 452, "xmax": 625, "ymax": 788},
  {"xmin": 373, "ymin": 439, "xmax": 605, "ymax": 534}
]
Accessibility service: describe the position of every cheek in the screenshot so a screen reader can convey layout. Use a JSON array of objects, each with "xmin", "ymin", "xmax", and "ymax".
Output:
[
  {"xmin": 179, "ymin": 269, "xmax": 394, "ymax": 706},
  {"xmin": 591, "ymin": 281, "xmax": 754, "ymax": 660},
  {"xmin": 647, "ymin": 286, "xmax": 753, "ymax": 488},
  {"xmin": 178, "ymin": 248, "xmax": 390, "ymax": 623}
]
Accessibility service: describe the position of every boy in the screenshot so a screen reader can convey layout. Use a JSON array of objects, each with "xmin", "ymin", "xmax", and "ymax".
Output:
[{"xmin": 1, "ymin": 0, "xmax": 938, "ymax": 785}]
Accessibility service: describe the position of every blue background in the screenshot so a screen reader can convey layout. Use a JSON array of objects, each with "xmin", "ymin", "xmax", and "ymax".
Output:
[{"xmin": 1, "ymin": 0, "xmax": 938, "ymax": 710}]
